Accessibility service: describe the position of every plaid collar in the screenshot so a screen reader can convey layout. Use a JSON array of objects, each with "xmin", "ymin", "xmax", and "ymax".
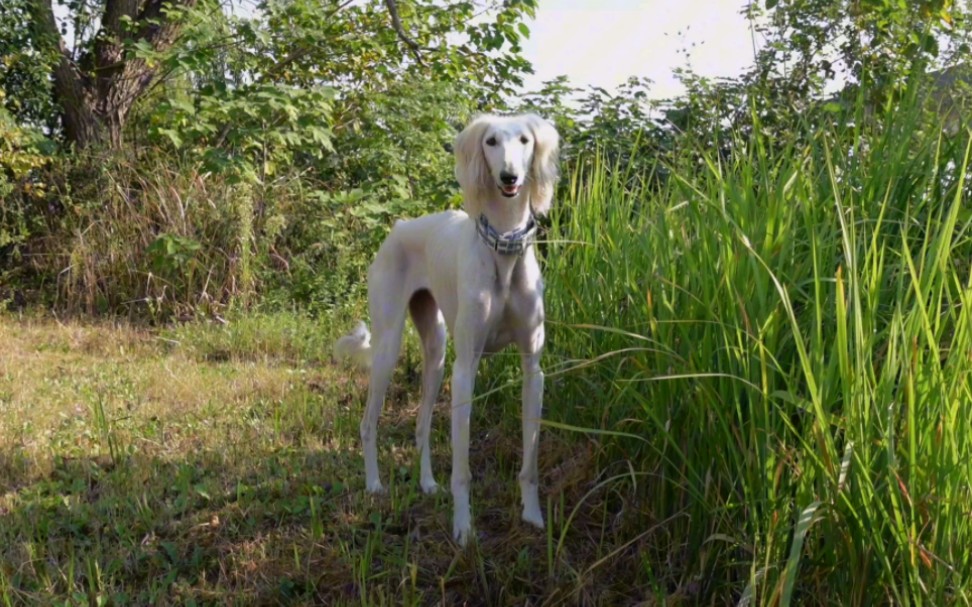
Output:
[{"xmin": 476, "ymin": 213, "xmax": 537, "ymax": 256}]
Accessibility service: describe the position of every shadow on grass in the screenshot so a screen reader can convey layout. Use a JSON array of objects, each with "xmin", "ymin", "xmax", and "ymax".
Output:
[
  {"xmin": 0, "ymin": 420, "xmax": 634, "ymax": 605},
  {"xmin": 0, "ymin": 315, "xmax": 663, "ymax": 605}
]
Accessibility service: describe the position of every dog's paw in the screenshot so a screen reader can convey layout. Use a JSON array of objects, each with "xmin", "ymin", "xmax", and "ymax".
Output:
[
  {"xmin": 420, "ymin": 478, "xmax": 439, "ymax": 495},
  {"xmin": 453, "ymin": 513, "xmax": 472, "ymax": 546},
  {"xmin": 453, "ymin": 524, "xmax": 472, "ymax": 547},
  {"xmin": 521, "ymin": 504, "xmax": 544, "ymax": 529},
  {"xmin": 520, "ymin": 485, "xmax": 544, "ymax": 528},
  {"xmin": 365, "ymin": 480, "xmax": 386, "ymax": 494}
]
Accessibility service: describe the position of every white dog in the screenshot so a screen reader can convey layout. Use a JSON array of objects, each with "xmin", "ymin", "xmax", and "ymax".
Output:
[{"xmin": 334, "ymin": 113, "xmax": 560, "ymax": 545}]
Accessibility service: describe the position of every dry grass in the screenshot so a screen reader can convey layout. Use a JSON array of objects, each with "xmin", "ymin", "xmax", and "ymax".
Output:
[{"xmin": 0, "ymin": 313, "xmax": 656, "ymax": 606}]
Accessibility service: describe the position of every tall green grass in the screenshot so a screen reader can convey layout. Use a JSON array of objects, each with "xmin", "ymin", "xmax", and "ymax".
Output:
[{"xmin": 542, "ymin": 97, "xmax": 972, "ymax": 603}]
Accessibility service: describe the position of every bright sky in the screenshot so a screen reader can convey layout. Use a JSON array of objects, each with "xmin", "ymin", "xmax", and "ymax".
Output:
[
  {"xmin": 520, "ymin": 0, "xmax": 761, "ymax": 99},
  {"xmin": 53, "ymin": 0, "xmax": 761, "ymax": 101}
]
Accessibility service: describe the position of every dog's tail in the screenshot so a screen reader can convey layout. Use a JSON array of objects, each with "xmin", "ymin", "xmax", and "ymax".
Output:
[{"xmin": 333, "ymin": 321, "xmax": 372, "ymax": 369}]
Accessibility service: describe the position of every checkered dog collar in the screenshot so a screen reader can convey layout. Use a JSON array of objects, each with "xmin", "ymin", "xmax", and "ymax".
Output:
[{"xmin": 476, "ymin": 214, "xmax": 537, "ymax": 255}]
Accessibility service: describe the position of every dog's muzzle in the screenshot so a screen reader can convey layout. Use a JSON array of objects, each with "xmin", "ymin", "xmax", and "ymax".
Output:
[{"xmin": 476, "ymin": 214, "xmax": 537, "ymax": 255}]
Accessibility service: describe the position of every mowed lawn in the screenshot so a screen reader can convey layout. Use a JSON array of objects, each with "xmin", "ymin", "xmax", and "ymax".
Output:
[{"xmin": 0, "ymin": 314, "xmax": 645, "ymax": 606}]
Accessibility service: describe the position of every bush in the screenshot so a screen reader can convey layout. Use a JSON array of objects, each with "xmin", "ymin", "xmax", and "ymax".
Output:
[{"xmin": 1, "ymin": 148, "xmax": 393, "ymax": 320}]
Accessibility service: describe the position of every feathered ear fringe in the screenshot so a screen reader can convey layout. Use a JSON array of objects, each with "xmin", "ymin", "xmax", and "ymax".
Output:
[
  {"xmin": 524, "ymin": 114, "xmax": 560, "ymax": 216},
  {"xmin": 454, "ymin": 115, "xmax": 493, "ymax": 218}
]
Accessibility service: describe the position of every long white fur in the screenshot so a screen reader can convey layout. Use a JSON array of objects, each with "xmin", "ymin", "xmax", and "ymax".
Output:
[{"xmin": 334, "ymin": 113, "xmax": 560, "ymax": 546}]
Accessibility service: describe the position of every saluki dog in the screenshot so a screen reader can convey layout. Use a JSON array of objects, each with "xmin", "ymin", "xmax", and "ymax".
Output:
[{"xmin": 334, "ymin": 113, "xmax": 560, "ymax": 545}]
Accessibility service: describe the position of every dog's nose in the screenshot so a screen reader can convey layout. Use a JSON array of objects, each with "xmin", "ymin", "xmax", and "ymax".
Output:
[{"xmin": 499, "ymin": 172, "xmax": 518, "ymax": 185}]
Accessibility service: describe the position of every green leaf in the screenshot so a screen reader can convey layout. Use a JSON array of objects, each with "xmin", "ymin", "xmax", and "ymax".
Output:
[
  {"xmin": 780, "ymin": 501, "xmax": 822, "ymax": 606},
  {"xmin": 156, "ymin": 128, "xmax": 183, "ymax": 148}
]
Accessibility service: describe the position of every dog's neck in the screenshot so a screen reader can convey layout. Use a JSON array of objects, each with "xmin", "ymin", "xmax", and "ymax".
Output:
[{"xmin": 479, "ymin": 191, "xmax": 533, "ymax": 234}]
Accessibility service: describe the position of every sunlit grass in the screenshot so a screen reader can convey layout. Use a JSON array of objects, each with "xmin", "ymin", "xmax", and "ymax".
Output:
[
  {"xmin": 541, "ymin": 96, "xmax": 972, "ymax": 603},
  {"xmin": 0, "ymin": 314, "xmax": 637, "ymax": 605}
]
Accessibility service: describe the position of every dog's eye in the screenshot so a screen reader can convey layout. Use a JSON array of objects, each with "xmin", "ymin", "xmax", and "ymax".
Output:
[
  {"xmin": 485, "ymin": 136, "xmax": 497, "ymax": 146},
  {"xmin": 520, "ymin": 136, "xmax": 530, "ymax": 145}
]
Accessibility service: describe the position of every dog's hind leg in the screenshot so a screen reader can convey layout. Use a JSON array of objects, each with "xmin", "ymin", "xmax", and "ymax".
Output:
[
  {"xmin": 409, "ymin": 289, "xmax": 447, "ymax": 494},
  {"xmin": 360, "ymin": 258, "xmax": 409, "ymax": 494}
]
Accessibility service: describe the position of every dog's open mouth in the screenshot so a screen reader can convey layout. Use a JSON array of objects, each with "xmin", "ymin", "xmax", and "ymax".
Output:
[{"xmin": 500, "ymin": 184, "xmax": 521, "ymax": 197}]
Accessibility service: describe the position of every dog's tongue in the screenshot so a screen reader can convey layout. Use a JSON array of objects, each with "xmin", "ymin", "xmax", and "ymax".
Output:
[{"xmin": 502, "ymin": 185, "xmax": 519, "ymax": 195}]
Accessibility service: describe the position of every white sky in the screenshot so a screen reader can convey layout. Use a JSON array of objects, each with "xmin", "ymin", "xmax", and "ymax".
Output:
[
  {"xmin": 520, "ymin": 0, "xmax": 761, "ymax": 99},
  {"xmin": 53, "ymin": 0, "xmax": 762, "ymax": 101}
]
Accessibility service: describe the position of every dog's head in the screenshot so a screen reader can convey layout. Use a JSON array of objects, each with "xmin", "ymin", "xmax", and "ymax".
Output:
[{"xmin": 454, "ymin": 114, "xmax": 560, "ymax": 216}]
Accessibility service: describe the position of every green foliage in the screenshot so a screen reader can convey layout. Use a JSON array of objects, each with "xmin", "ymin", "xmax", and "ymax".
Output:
[
  {"xmin": 518, "ymin": 76, "xmax": 672, "ymax": 185},
  {"xmin": 0, "ymin": 103, "xmax": 51, "ymax": 184},
  {"xmin": 750, "ymin": 0, "xmax": 969, "ymax": 109},
  {"xmin": 259, "ymin": 186, "xmax": 379, "ymax": 311},
  {"xmin": 129, "ymin": 0, "xmax": 539, "ymax": 312},
  {"xmin": 0, "ymin": 0, "xmax": 56, "ymax": 129},
  {"xmin": 0, "ymin": 102, "xmax": 55, "ymax": 296},
  {"xmin": 139, "ymin": 0, "xmax": 537, "ymax": 186},
  {"xmin": 146, "ymin": 233, "xmax": 201, "ymax": 278},
  {"xmin": 1, "ymin": 0, "xmax": 539, "ymax": 316},
  {"xmin": 148, "ymin": 83, "xmax": 337, "ymax": 181}
]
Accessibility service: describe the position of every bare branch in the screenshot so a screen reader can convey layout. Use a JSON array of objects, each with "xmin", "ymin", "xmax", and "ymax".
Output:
[{"xmin": 384, "ymin": 0, "xmax": 426, "ymax": 67}]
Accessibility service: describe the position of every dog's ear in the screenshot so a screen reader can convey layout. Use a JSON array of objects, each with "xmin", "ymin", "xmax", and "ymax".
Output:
[
  {"xmin": 525, "ymin": 114, "xmax": 560, "ymax": 216},
  {"xmin": 454, "ymin": 115, "xmax": 492, "ymax": 216}
]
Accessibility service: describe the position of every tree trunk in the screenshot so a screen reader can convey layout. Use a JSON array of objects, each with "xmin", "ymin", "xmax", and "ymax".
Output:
[
  {"xmin": 51, "ymin": 57, "xmax": 102, "ymax": 147},
  {"xmin": 29, "ymin": 0, "xmax": 196, "ymax": 149}
]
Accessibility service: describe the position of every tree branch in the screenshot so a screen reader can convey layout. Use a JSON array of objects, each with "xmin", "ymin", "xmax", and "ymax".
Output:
[
  {"xmin": 136, "ymin": 0, "xmax": 199, "ymax": 50},
  {"xmin": 384, "ymin": 0, "xmax": 426, "ymax": 66}
]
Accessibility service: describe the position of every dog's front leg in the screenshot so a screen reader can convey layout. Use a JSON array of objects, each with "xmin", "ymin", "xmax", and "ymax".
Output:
[
  {"xmin": 450, "ymin": 305, "xmax": 487, "ymax": 546},
  {"xmin": 519, "ymin": 332, "xmax": 545, "ymax": 529},
  {"xmin": 450, "ymin": 355, "xmax": 477, "ymax": 545}
]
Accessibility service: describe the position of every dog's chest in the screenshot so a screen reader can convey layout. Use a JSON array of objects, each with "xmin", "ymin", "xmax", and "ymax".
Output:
[
  {"xmin": 482, "ymin": 260, "xmax": 541, "ymax": 354},
  {"xmin": 483, "ymin": 305, "xmax": 517, "ymax": 354}
]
